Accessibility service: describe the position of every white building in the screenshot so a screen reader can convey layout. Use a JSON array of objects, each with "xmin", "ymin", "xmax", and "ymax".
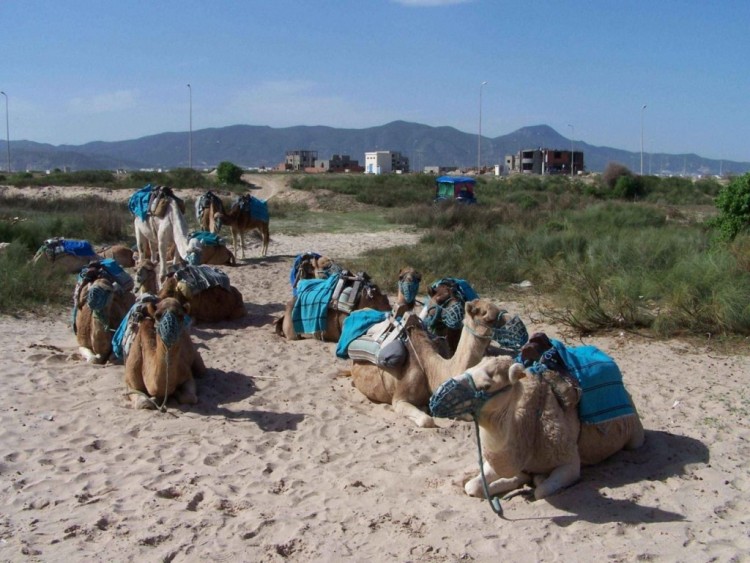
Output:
[{"xmin": 364, "ymin": 151, "xmax": 392, "ymax": 175}]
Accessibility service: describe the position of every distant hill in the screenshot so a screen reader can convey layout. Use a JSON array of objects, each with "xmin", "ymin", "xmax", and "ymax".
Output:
[{"xmin": 1, "ymin": 121, "xmax": 747, "ymax": 176}]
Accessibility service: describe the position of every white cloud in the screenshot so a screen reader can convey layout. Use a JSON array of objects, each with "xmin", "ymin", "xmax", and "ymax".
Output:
[
  {"xmin": 391, "ymin": 0, "xmax": 473, "ymax": 6},
  {"xmin": 68, "ymin": 90, "xmax": 139, "ymax": 114}
]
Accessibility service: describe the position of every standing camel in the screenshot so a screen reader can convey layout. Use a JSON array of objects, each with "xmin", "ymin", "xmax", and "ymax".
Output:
[{"xmin": 214, "ymin": 194, "xmax": 270, "ymax": 258}]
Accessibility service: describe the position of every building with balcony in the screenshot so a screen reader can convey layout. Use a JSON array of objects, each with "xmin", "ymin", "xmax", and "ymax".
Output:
[{"xmin": 505, "ymin": 148, "xmax": 584, "ymax": 175}]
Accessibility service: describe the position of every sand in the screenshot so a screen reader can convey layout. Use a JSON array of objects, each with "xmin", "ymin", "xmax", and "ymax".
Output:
[{"xmin": 1, "ymin": 180, "xmax": 749, "ymax": 562}]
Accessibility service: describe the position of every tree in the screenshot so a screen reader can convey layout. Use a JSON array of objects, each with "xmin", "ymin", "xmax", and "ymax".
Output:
[
  {"xmin": 712, "ymin": 173, "xmax": 750, "ymax": 241},
  {"xmin": 216, "ymin": 161, "xmax": 243, "ymax": 185},
  {"xmin": 602, "ymin": 162, "xmax": 632, "ymax": 190}
]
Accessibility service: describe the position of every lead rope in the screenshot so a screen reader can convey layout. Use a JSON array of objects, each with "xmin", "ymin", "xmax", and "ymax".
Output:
[{"xmin": 471, "ymin": 415, "xmax": 506, "ymax": 519}]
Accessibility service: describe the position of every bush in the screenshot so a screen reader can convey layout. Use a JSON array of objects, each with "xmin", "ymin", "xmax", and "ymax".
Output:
[
  {"xmin": 602, "ymin": 162, "xmax": 633, "ymax": 189},
  {"xmin": 711, "ymin": 173, "xmax": 750, "ymax": 241},
  {"xmin": 216, "ymin": 161, "xmax": 244, "ymax": 185}
]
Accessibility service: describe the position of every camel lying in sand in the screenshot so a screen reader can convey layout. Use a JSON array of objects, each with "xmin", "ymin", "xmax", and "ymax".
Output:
[
  {"xmin": 134, "ymin": 260, "xmax": 158, "ymax": 295},
  {"xmin": 345, "ymin": 299, "xmax": 508, "ymax": 428},
  {"xmin": 124, "ymin": 297, "xmax": 207, "ymax": 409},
  {"xmin": 185, "ymin": 235, "xmax": 236, "ymax": 266},
  {"xmin": 214, "ymin": 194, "xmax": 269, "ymax": 258},
  {"xmin": 290, "ymin": 253, "xmax": 340, "ymax": 295},
  {"xmin": 393, "ymin": 267, "xmax": 422, "ymax": 317},
  {"xmin": 432, "ymin": 351, "xmax": 644, "ymax": 501},
  {"xmin": 96, "ymin": 244, "xmax": 136, "ymax": 268},
  {"xmin": 74, "ymin": 277, "xmax": 135, "ymax": 364},
  {"xmin": 275, "ymin": 271, "xmax": 391, "ymax": 342},
  {"xmin": 32, "ymin": 238, "xmax": 99, "ymax": 274},
  {"xmin": 159, "ymin": 266, "xmax": 246, "ymax": 323}
]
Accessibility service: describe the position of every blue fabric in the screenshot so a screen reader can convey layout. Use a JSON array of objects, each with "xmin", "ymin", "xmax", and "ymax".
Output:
[
  {"xmin": 111, "ymin": 305, "xmax": 133, "ymax": 360},
  {"xmin": 61, "ymin": 239, "xmax": 96, "ymax": 257},
  {"xmin": 550, "ymin": 339, "xmax": 635, "ymax": 424},
  {"xmin": 430, "ymin": 278, "xmax": 479, "ymax": 302},
  {"xmin": 291, "ymin": 275, "xmax": 339, "ymax": 335},
  {"xmin": 128, "ymin": 184, "xmax": 153, "ymax": 220},
  {"xmin": 188, "ymin": 231, "xmax": 225, "ymax": 247},
  {"xmin": 336, "ymin": 309, "xmax": 389, "ymax": 359},
  {"xmin": 237, "ymin": 195, "xmax": 269, "ymax": 223}
]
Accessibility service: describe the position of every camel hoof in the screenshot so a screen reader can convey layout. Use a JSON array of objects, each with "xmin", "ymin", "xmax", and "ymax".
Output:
[
  {"xmin": 464, "ymin": 477, "xmax": 483, "ymax": 498},
  {"xmin": 131, "ymin": 395, "xmax": 156, "ymax": 410},
  {"xmin": 416, "ymin": 416, "xmax": 437, "ymax": 428}
]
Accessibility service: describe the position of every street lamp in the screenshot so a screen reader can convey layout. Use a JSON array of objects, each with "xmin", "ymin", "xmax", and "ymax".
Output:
[
  {"xmin": 567, "ymin": 124, "xmax": 574, "ymax": 178},
  {"xmin": 477, "ymin": 81, "xmax": 487, "ymax": 173},
  {"xmin": 187, "ymin": 84, "xmax": 192, "ymax": 169},
  {"xmin": 0, "ymin": 91, "xmax": 9, "ymax": 173},
  {"xmin": 640, "ymin": 104, "xmax": 647, "ymax": 175}
]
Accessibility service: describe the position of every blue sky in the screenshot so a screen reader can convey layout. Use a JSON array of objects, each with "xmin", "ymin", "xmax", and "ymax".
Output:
[{"xmin": 2, "ymin": 0, "xmax": 748, "ymax": 162}]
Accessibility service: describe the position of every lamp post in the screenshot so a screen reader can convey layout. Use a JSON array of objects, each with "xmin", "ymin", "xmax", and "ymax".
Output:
[
  {"xmin": 477, "ymin": 81, "xmax": 487, "ymax": 173},
  {"xmin": 0, "ymin": 91, "xmax": 9, "ymax": 173},
  {"xmin": 567, "ymin": 123, "xmax": 574, "ymax": 178},
  {"xmin": 640, "ymin": 104, "xmax": 647, "ymax": 175},
  {"xmin": 187, "ymin": 84, "xmax": 193, "ymax": 169}
]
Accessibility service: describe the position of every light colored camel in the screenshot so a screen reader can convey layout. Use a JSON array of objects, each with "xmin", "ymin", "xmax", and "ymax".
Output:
[
  {"xmin": 440, "ymin": 355, "xmax": 644, "ymax": 500},
  {"xmin": 195, "ymin": 191, "xmax": 225, "ymax": 234},
  {"xmin": 345, "ymin": 299, "xmax": 506, "ymax": 428},
  {"xmin": 159, "ymin": 270, "xmax": 246, "ymax": 323},
  {"xmin": 96, "ymin": 244, "xmax": 136, "ymax": 268},
  {"xmin": 75, "ymin": 277, "xmax": 135, "ymax": 363},
  {"xmin": 275, "ymin": 274, "xmax": 391, "ymax": 342},
  {"xmin": 133, "ymin": 193, "xmax": 191, "ymax": 282},
  {"xmin": 214, "ymin": 196, "xmax": 269, "ymax": 258},
  {"xmin": 185, "ymin": 236, "xmax": 236, "ymax": 266},
  {"xmin": 124, "ymin": 297, "xmax": 207, "ymax": 409}
]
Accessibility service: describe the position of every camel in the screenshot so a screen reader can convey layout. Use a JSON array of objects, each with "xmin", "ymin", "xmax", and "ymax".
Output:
[
  {"xmin": 420, "ymin": 278, "xmax": 478, "ymax": 354},
  {"xmin": 134, "ymin": 260, "xmax": 159, "ymax": 295},
  {"xmin": 345, "ymin": 299, "xmax": 507, "ymax": 428},
  {"xmin": 393, "ymin": 267, "xmax": 422, "ymax": 318},
  {"xmin": 130, "ymin": 186, "xmax": 191, "ymax": 282},
  {"xmin": 289, "ymin": 252, "xmax": 339, "ymax": 295},
  {"xmin": 96, "ymin": 244, "xmax": 136, "ymax": 268},
  {"xmin": 214, "ymin": 194, "xmax": 269, "ymax": 258},
  {"xmin": 275, "ymin": 271, "xmax": 391, "ymax": 342},
  {"xmin": 432, "ymin": 351, "xmax": 644, "ymax": 501},
  {"xmin": 195, "ymin": 191, "xmax": 225, "ymax": 234},
  {"xmin": 32, "ymin": 238, "xmax": 99, "ymax": 274},
  {"xmin": 159, "ymin": 265, "xmax": 246, "ymax": 323},
  {"xmin": 185, "ymin": 234, "xmax": 236, "ymax": 266},
  {"xmin": 74, "ymin": 275, "xmax": 136, "ymax": 364},
  {"xmin": 124, "ymin": 297, "xmax": 207, "ymax": 409}
]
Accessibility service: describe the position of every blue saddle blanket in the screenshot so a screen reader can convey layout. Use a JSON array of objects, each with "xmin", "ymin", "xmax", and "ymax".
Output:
[
  {"xmin": 550, "ymin": 339, "xmax": 635, "ymax": 424},
  {"xmin": 58, "ymin": 239, "xmax": 96, "ymax": 257},
  {"xmin": 336, "ymin": 309, "xmax": 389, "ymax": 359},
  {"xmin": 128, "ymin": 184, "xmax": 153, "ymax": 220},
  {"xmin": 237, "ymin": 195, "xmax": 269, "ymax": 223},
  {"xmin": 189, "ymin": 231, "xmax": 225, "ymax": 247},
  {"xmin": 291, "ymin": 275, "xmax": 339, "ymax": 335},
  {"xmin": 431, "ymin": 278, "xmax": 479, "ymax": 302}
]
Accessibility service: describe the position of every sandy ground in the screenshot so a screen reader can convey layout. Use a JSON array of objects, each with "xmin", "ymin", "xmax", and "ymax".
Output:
[{"xmin": 1, "ymin": 182, "xmax": 749, "ymax": 562}]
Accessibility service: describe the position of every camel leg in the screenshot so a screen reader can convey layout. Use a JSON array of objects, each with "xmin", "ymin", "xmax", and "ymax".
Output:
[
  {"xmin": 175, "ymin": 378, "xmax": 198, "ymax": 405},
  {"xmin": 465, "ymin": 461, "xmax": 532, "ymax": 498},
  {"xmin": 79, "ymin": 346, "xmax": 103, "ymax": 364},
  {"xmin": 392, "ymin": 399, "xmax": 436, "ymax": 428},
  {"xmin": 239, "ymin": 229, "xmax": 245, "ymax": 259},
  {"xmin": 261, "ymin": 222, "xmax": 269, "ymax": 256},
  {"xmin": 532, "ymin": 461, "xmax": 580, "ymax": 500}
]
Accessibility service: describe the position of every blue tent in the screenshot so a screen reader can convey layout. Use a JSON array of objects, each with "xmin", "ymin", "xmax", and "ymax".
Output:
[{"xmin": 434, "ymin": 176, "xmax": 477, "ymax": 204}]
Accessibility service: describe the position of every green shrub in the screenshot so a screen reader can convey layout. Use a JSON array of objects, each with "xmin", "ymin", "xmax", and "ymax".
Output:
[
  {"xmin": 711, "ymin": 173, "xmax": 750, "ymax": 241},
  {"xmin": 216, "ymin": 161, "xmax": 244, "ymax": 185}
]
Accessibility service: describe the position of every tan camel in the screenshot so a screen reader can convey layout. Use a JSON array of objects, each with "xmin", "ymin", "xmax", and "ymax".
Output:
[
  {"xmin": 419, "ymin": 280, "xmax": 473, "ymax": 354},
  {"xmin": 393, "ymin": 267, "xmax": 422, "ymax": 318},
  {"xmin": 159, "ymin": 268, "xmax": 246, "ymax": 323},
  {"xmin": 214, "ymin": 195, "xmax": 269, "ymax": 258},
  {"xmin": 275, "ymin": 272, "xmax": 391, "ymax": 342},
  {"xmin": 134, "ymin": 260, "xmax": 159, "ymax": 295},
  {"xmin": 436, "ymin": 353, "xmax": 644, "ymax": 501},
  {"xmin": 345, "ymin": 299, "xmax": 507, "ymax": 428},
  {"xmin": 96, "ymin": 244, "xmax": 136, "ymax": 268},
  {"xmin": 75, "ymin": 277, "xmax": 135, "ymax": 364},
  {"xmin": 195, "ymin": 191, "xmax": 225, "ymax": 234},
  {"xmin": 124, "ymin": 297, "xmax": 207, "ymax": 409},
  {"xmin": 185, "ymin": 236, "xmax": 236, "ymax": 266}
]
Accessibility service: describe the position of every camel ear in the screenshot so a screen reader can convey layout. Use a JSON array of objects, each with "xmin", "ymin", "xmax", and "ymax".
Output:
[
  {"xmin": 146, "ymin": 302, "xmax": 158, "ymax": 318},
  {"xmin": 509, "ymin": 363, "xmax": 527, "ymax": 383}
]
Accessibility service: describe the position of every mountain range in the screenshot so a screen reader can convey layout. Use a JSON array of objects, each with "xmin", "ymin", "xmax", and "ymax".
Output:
[{"xmin": 2, "ymin": 121, "xmax": 747, "ymax": 176}]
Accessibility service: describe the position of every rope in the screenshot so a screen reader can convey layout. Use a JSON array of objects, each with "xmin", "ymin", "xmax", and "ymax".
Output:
[{"xmin": 472, "ymin": 416, "xmax": 505, "ymax": 518}]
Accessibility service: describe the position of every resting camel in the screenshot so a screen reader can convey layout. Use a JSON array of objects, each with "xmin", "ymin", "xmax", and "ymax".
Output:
[
  {"xmin": 434, "ymin": 352, "xmax": 644, "ymax": 501},
  {"xmin": 159, "ymin": 267, "xmax": 246, "ymax": 323},
  {"xmin": 275, "ymin": 272, "xmax": 391, "ymax": 342},
  {"xmin": 393, "ymin": 267, "xmax": 422, "ymax": 317},
  {"xmin": 134, "ymin": 260, "xmax": 159, "ymax": 295},
  {"xmin": 96, "ymin": 244, "xmax": 136, "ymax": 268},
  {"xmin": 345, "ymin": 299, "xmax": 507, "ymax": 428},
  {"xmin": 124, "ymin": 297, "xmax": 207, "ymax": 409},
  {"xmin": 214, "ymin": 194, "xmax": 269, "ymax": 258},
  {"xmin": 75, "ymin": 277, "xmax": 136, "ymax": 364},
  {"xmin": 32, "ymin": 238, "xmax": 99, "ymax": 274},
  {"xmin": 420, "ymin": 279, "xmax": 478, "ymax": 354},
  {"xmin": 195, "ymin": 191, "xmax": 225, "ymax": 234},
  {"xmin": 185, "ymin": 236, "xmax": 236, "ymax": 266}
]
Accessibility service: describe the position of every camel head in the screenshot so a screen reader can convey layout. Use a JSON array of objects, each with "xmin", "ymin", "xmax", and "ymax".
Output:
[
  {"xmin": 135, "ymin": 260, "xmax": 158, "ymax": 295},
  {"xmin": 397, "ymin": 267, "xmax": 422, "ymax": 305},
  {"xmin": 85, "ymin": 278, "xmax": 115, "ymax": 313},
  {"xmin": 429, "ymin": 356, "xmax": 519, "ymax": 420},
  {"xmin": 158, "ymin": 273, "xmax": 193, "ymax": 303},
  {"xmin": 146, "ymin": 297, "xmax": 191, "ymax": 348},
  {"xmin": 358, "ymin": 279, "xmax": 391, "ymax": 312},
  {"xmin": 463, "ymin": 299, "xmax": 504, "ymax": 338},
  {"xmin": 213, "ymin": 211, "xmax": 225, "ymax": 231},
  {"xmin": 313, "ymin": 256, "xmax": 337, "ymax": 279}
]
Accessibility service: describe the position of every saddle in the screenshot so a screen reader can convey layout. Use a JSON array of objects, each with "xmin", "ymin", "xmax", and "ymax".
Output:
[
  {"xmin": 194, "ymin": 191, "xmax": 224, "ymax": 222},
  {"xmin": 330, "ymin": 270, "xmax": 372, "ymax": 314},
  {"xmin": 345, "ymin": 313, "xmax": 409, "ymax": 369},
  {"xmin": 72, "ymin": 258, "xmax": 134, "ymax": 334},
  {"xmin": 150, "ymin": 185, "xmax": 186, "ymax": 218},
  {"xmin": 37, "ymin": 237, "xmax": 97, "ymax": 261}
]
